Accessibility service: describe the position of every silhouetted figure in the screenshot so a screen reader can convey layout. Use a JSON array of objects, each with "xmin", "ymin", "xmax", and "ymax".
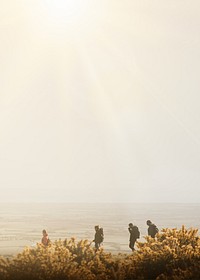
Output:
[
  {"xmin": 146, "ymin": 220, "xmax": 159, "ymax": 238},
  {"xmin": 41, "ymin": 229, "xmax": 50, "ymax": 246},
  {"xmin": 93, "ymin": 225, "xmax": 104, "ymax": 250},
  {"xmin": 128, "ymin": 223, "xmax": 140, "ymax": 251}
]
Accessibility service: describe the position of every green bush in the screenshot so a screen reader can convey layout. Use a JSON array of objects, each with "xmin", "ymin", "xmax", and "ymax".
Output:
[{"xmin": 0, "ymin": 226, "xmax": 200, "ymax": 280}]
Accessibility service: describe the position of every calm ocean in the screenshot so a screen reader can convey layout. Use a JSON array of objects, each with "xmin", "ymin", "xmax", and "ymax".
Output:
[{"xmin": 0, "ymin": 203, "xmax": 199, "ymax": 256}]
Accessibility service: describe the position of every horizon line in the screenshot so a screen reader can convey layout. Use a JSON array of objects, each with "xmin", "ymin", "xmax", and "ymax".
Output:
[{"xmin": 0, "ymin": 201, "xmax": 199, "ymax": 204}]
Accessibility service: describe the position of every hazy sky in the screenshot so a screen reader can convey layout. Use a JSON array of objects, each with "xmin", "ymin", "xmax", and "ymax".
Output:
[{"xmin": 1, "ymin": 0, "xmax": 200, "ymax": 202}]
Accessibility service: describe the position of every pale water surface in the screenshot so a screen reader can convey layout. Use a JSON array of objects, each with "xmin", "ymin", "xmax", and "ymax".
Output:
[{"xmin": 0, "ymin": 203, "xmax": 199, "ymax": 256}]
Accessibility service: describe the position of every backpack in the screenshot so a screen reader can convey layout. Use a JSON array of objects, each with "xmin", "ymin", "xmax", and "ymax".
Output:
[
  {"xmin": 153, "ymin": 225, "xmax": 159, "ymax": 235},
  {"xmin": 135, "ymin": 227, "xmax": 140, "ymax": 239},
  {"xmin": 99, "ymin": 228, "xmax": 104, "ymax": 243}
]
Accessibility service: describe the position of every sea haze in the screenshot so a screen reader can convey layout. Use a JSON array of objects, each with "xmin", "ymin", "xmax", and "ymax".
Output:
[{"xmin": 0, "ymin": 203, "xmax": 199, "ymax": 256}]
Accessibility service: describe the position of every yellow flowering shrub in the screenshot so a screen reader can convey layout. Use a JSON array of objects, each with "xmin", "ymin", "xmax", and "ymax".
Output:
[
  {"xmin": 125, "ymin": 226, "xmax": 200, "ymax": 279},
  {"xmin": 0, "ymin": 226, "xmax": 199, "ymax": 280}
]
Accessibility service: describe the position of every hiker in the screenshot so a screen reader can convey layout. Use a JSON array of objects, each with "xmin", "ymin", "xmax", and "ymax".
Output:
[
  {"xmin": 41, "ymin": 229, "xmax": 50, "ymax": 246},
  {"xmin": 128, "ymin": 223, "xmax": 140, "ymax": 251},
  {"xmin": 93, "ymin": 225, "xmax": 104, "ymax": 250},
  {"xmin": 146, "ymin": 220, "xmax": 159, "ymax": 238}
]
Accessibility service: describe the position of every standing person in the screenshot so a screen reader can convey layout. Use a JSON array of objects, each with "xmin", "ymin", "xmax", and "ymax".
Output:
[
  {"xmin": 41, "ymin": 229, "xmax": 50, "ymax": 246},
  {"xmin": 93, "ymin": 225, "xmax": 104, "ymax": 250},
  {"xmin": 128, "ymin": 223, "xmax": 140, "ymax": 251},
  {"xmin": 146, "ymin": 220, "xmax": 159, "ymax": 238}
]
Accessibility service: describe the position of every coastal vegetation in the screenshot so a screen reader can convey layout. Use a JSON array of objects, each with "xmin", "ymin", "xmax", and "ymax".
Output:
[{"xmin": 0, "ymin": 226, "xmax": 199, "ymax": 279}]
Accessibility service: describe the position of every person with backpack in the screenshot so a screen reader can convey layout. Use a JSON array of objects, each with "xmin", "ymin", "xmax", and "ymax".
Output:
[
  {"xmin": 128, "ymin": 223, "xmax": 140, "ymax": 251},
  {"xmin": 146, "ymin": 220, "xmax": 159, "ymax": 238},
  {"xmin": 41, "ymin": 229, "xmax": 50, "ymax": 246},
  {"xmin": 93, "ymin": 225, "xmax": 104, "ymax": 250}
]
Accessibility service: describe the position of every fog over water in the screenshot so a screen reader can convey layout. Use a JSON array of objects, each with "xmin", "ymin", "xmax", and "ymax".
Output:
[{"xmin": 0, "ymin": 203, "xmax": 199, "ymax": 256}]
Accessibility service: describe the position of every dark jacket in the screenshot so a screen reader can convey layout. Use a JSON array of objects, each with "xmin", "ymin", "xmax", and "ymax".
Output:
[
  {"xmin": 94, "ymin": 228, "xmax": 104, "ymax": 243},
  {"xmin": 148, "ymin": 224, "xmax": 158, "ymax": 238},
  {"xmin": 129, "ymin": 226, "xmax": 140, "ymax": 240}
]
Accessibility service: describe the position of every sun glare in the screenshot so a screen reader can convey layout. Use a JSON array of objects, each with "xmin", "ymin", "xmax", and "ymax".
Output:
[{"xmin": 43, "ymin": 0, "xmax": 88, "ymax": 26}]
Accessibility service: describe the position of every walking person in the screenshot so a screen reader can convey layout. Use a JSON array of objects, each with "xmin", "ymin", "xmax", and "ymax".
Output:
[
  {"xmin": 146, "ymin": 220, "xmax": 159, "ymax": 238},
  {"xmin": 41, "ymin": 229, "xmax": 50, "ymax": 246},
  {"xmin": 128, "ymin": 223, "xmax": 140, "ymax": 251},
  {"xmin": 93, "ymin": 225, "xmax": 104, "ymax": 250}
]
